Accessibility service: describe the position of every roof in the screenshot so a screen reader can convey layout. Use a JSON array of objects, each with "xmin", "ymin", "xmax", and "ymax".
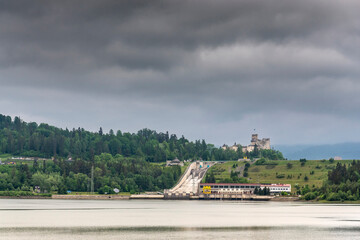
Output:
[
  {"xmin": 200, "ymin": 183, "xmax": 261, "ymax": 186},
  {"xmin": 260, "ymin": 184, "xmax": 291, "ymax": 187},
  {"xmin": 200, "ymin": 183, "xmax": 291, "ymax": 187}
]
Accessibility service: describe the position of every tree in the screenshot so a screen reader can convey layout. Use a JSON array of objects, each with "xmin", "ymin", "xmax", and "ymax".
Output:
[
  {"xmin": 32, "ymin": 172, "xmax": 50, "ymax": 193},
  {"xmin": 287, "ymin": 163, "xmax": 293, "ymax": 169},
  {"xmin": 109, "ymin": 129, "xmax": 114, "ymax": 136},
  {"xmin": 205, "ymin": 171, "xmax": 216, "ymax": 183}
]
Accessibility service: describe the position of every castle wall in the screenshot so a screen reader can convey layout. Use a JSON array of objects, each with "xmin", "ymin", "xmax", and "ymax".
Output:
[{"xmin": 226, "ymin": 134, "xmax": 270, "ymax": 153}]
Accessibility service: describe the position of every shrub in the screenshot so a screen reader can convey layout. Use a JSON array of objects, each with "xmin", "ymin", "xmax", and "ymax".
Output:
[
  {"xmin": 301, "ymin": 185, "xmax": 311, "ymax": 195},
  {"xmin": 286, "ymin": 163, "xmax": 293, "ymax": 169},
  {"xmin": 250, "ymin": 167, "xmax": 260, "ymax": 172},
  {"xmin": 327, "ymin": 193, "xmax": 341, "ymax": 201},
  {"xmin": 304, "ymin": 192, "xmax": 317, "ymax": 200},
  {"xmin": 347, "ymin": 195, "xmax": 357, "ymax": 201},
  {"xmin": 255, "ymin": 158, "xmax": 266, "ymax": 165},
  {"xmin": 98, "ymin": 185, "xmax": 115, "ymax": 194},
  {"xmin": 265, "ymin": 165, "xmax": 276, "ymax": 169},
  {"xmin": 0, "ymin": 191, "xmax": 51, "ymax": 197},
  {"xmin": 276, "ymin": 174, "xmax": 285, "ymax": 179},
  {"xmin": 255, "ymin": 159, "xmax": 278, "ymax": 166}
]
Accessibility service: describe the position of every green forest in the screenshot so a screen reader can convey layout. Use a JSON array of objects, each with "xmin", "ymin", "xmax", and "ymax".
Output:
[
  {"xmin": 0, "ymin": 114, "xmax": 283, "ymax": 162},
  {"xmin": 0, "ymin": 153, "xmax": 181, "ymax": 194},
  {"xmin": 0, "ymin": 114, "xmax": 283, "ymax": 194},
  {"xmin": 302, "ymin": 160, "xmax": 360, "ymax": 201}
]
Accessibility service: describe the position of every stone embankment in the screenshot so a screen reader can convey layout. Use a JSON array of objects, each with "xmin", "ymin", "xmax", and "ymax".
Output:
[
  {"xmin": 197, "ymin": 194, "xmax": 299, "ymax": 201},
  {"xmin": 1, "ymin": 194, "xmax": 299, "ymax": 201},
  {"xmin": 271, "ymin": 196, "xmax": 300, "ymax": 201},
  {"xmin": 52, "ymin": 194, "xmax": 165, "ymax": 200},
  {"xmin": 52, "ymin": 194, "xmax": 131, "ymax": 200},
  {"xmin": 0, "ymin": 195, "xmax": 51, "ymax": 199},
  {"xmin": 197, "ymin": 193, "xmax": 273, "ymax": 200}
]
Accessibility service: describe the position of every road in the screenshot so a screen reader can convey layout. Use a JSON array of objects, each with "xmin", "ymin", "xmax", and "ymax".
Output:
[{"xmin": 167, "ymin": 161, "xmax": 215, "ymax": 195}]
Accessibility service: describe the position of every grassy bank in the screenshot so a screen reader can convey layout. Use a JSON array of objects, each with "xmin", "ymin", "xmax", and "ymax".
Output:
[
  {"xmin": 204, "ymin": 159, "xmax": 354, "ymax": 193},
  {"xmin": 0, "ymin": 191, "xmax": 51, "ymax": 197},
  {"xmin": 247, "ymin": 160, "xmax": 353, "ymax": 190},
  {"xmin": 202, "ymin": 161, "xmax": 247, "ymax": 183}
]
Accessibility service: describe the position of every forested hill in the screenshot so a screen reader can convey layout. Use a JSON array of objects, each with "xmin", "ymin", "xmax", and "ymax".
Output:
[
  {"xmin": 0, "ymin": 114, "xmax": 284, "ymax": 194},
  {"xmin": 0, "ymin": 114, "xmax": 283, "ymax": 161},
  {"xmin": 0, "ymin": 114, "xmax": 204, "ymax": 161}
]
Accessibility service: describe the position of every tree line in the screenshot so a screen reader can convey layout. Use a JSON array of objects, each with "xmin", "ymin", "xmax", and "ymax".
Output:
[
  {"xmin": 303, "ymin": 160, "xmax": 360, "ymax": 201},
  {"xmin": 0, "ymin": 153, "xmax": 182, "ymax": 194},
  {"xmin": 0, "ymin": 114, "xmax": 283, "ymax": 161}
]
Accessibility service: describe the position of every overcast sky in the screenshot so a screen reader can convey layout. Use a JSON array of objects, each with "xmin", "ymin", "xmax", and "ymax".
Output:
[{"xmin": 1, "ymin": 0, "xmax": 360, "ymax": 146}]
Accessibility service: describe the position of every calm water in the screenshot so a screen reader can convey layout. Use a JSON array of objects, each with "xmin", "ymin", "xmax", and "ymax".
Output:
[{"xmin": 0, "ymin": 199, "xmax": 359, "ymax": 239}]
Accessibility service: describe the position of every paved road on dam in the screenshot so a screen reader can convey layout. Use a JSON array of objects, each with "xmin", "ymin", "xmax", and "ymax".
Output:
[{"xmin": 167, "ymin": 162, "xmax": 215, "ymax": 194}]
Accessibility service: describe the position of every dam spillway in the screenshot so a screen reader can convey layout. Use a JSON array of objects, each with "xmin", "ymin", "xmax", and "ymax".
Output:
[{"xmin": 164, "ymin": 161, "xmax": 215, "ymax": 199}]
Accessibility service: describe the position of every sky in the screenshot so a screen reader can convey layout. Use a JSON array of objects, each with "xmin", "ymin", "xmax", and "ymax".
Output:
[{"xmin": 0, "ymin": 0, "xmax": 360, "ymax": 146}]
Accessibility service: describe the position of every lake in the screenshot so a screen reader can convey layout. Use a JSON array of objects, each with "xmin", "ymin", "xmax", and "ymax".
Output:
[{"xmin": 0, "ymin": 199, "xmax": 359, "ymax": 239}]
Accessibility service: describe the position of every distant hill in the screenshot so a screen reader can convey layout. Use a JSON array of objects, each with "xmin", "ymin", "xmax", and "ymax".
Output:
[
  {"xmin": 275, "ymin": 143, "xmax": 360, "ymax": 160},
  {"xmin": 0, "ymin": 113, "xmax": 282, "ymax": 161}
]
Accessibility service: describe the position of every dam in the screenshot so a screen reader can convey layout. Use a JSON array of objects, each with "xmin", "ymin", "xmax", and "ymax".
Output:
[{"xmin": 164, "ymin": 161, "xmax": 215, "ymax": 199}]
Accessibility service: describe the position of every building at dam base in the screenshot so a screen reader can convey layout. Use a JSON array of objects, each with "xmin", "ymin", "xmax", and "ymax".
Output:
[
  {"xmin": 199, "ymin": 183, "xmax": 291, "ymax": 195},
  {"xmin": 163, "ymin": 160, "xmax": 292, "ymax": 200}
]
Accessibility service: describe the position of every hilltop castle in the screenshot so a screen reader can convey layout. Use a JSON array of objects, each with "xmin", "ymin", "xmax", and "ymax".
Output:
[{"xmin": 222, "ymin": 134, "xmax": 270, "ymax": 153}]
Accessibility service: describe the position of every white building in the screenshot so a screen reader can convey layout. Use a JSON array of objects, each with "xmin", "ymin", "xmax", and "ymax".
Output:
[
  {"xmin": 199, "ymin": 183, "xmax": 260, "ymax": 194},
  {"xmin": 261, "ymin": 184, "xmax": 291, "ymax": 194}
]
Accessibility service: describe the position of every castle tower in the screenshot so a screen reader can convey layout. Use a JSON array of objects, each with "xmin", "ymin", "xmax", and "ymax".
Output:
[{"xmin": 251, "ymin": 134, "xmax": 258, "ymax": 143}]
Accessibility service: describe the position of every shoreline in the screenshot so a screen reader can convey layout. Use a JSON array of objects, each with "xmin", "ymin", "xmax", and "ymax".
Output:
[
  {"xmin": 0, "ymin": 194, "xmax": 299, "ymax": 201},
  {"xmin": 0, "ymin": 196, "xmax": 52, "ymax": 199},
  {"xmin": 1, "ymin": 194, "xmax": 359, "ymax": 203}
]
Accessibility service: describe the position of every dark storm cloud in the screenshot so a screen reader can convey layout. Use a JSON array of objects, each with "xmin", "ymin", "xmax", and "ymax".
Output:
[
  {"xmin": 1, "ymin": 0, "xmax": 358, "ymax": 70},
  {"xmin": 0, "ymin": 0, "xmax": 360, "ymax": 145}
]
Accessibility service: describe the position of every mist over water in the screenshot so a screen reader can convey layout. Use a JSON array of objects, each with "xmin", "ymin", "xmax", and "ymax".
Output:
[{"xmin": 1, "ymin": 199, "xmax": 359, "ymax": 240}]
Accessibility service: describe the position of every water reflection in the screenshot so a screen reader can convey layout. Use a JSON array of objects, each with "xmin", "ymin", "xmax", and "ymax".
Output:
[
  {"xmin": 0, "ymin": 199, "xmax": 359, "ymax": 240},
  {"xmin": 1, "ymin": 226, "xmax": 360, "ymax": 240}
]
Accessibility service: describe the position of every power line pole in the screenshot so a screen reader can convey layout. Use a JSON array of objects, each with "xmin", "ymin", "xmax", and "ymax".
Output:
[{"xmin": 91, "ymin": 165, "xmax": 94, "ymax": 194}]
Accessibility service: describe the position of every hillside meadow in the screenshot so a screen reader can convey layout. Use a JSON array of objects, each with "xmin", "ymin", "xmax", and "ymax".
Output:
[{"xmin": 204, "ymin": 159, "xmax": 354, "ymax": 193}]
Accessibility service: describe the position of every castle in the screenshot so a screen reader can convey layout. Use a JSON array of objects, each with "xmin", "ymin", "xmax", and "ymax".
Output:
[{"xmin": 222, "ymin": 134, "xmax": 270, "ymax": 153}]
